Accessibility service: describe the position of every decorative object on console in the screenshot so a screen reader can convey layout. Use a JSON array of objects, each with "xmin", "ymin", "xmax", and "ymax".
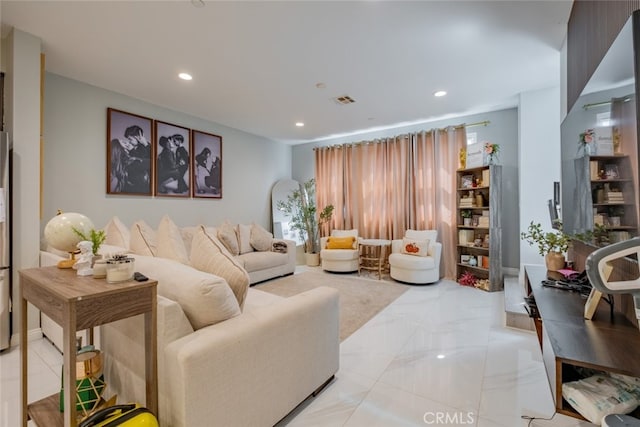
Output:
[
  {"xmin": 520, "ymin": 221, "xmax": 570, "ymax": 271},
  {"xmin": 72, "ymin": 227, "xmax": 106, "ymax": 257},
  {"xmin": 276, "ymin": 178, "xmax": 334, "ymax": 262},
  {"xmin": 105, "ymin": 255, "xmax": 135, "ymax": 283},
  {"xmin": 107, "ymin": 108, "xmax": 153, "ymax": 196},
  {"xmin": 44, "ymin": 210, "xmax": 95, "ymax": 269},
  {"xmin": 73, "ymin": 241, "xmax": 94, "ymax": 276},
  {"xmin": 192, "ymin": 129, "xmax": 222, "ymax": 199}
]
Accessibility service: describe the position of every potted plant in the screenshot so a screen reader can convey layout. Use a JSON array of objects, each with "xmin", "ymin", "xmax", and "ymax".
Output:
[
  {"xmin": 277, "ymin": 178, "xmax": 334, "ymax": 266},
  {"xmin": 73, "ymin": 227, "xmax": 107, "ymax": 264},
  {"xmin": 461, "ymin": 209, "xmax": 473, "ymax": 226},
  {"xmin": 520, "ymin": 221, "xmax": 570, "ymax": 271}
]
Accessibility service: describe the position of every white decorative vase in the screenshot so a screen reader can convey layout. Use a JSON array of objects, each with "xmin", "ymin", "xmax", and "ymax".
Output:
[{"xmin": 305, "ymin": 253, "xmax": 320, "ymax": 267}]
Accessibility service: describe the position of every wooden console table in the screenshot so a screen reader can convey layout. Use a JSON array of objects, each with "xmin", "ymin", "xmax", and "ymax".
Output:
[
  {"xmin": 19, "ymin": 266, "xmax": 158, "ymax": 427},
  {"xmin": 524, "ymin": 265, "xmax": 640, "ymax": 419}
]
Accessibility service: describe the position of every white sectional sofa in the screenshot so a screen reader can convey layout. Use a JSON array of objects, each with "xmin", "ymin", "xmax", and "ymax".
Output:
[{"xmin": 39, "ymin": 217, "xmax": 339, "ymax": 426}]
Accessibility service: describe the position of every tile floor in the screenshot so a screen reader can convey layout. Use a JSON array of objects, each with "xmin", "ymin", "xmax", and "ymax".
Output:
[{"xmin": 0, "ymin": 274, "xmax": 598, "ymax": 427}]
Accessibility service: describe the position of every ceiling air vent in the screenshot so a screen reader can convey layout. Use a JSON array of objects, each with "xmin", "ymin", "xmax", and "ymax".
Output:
[{"xmin": 333, "ymin": 95, "xmax": 356, "ymax": 105}]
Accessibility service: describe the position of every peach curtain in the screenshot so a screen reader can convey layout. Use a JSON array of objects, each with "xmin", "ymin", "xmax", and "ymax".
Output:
[
  {"xmin": 314, "ymin": 125, "xmax": 466, "ymax": 279},
  {"xmin": 342, "ymin": 137, "xmax": 411, "ymax": 239},
  {"xmin": 314, "ymin": 145, "xmax": 345, "ymax": 237}
]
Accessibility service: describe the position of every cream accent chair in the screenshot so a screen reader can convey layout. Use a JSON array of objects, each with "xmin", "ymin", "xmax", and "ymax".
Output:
[
  {"xmin": 388, "ymin": 229, "xmax": 442, "ymax": 284},
  {"xmin": 320, "ymin": 229, "xmax": 360, "ymax": 272}
]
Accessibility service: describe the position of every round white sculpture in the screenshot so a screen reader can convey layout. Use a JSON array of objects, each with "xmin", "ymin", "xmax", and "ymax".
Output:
[{"xmin": 44, "ymin": 212, "xmax": 95, "ymax": 253}]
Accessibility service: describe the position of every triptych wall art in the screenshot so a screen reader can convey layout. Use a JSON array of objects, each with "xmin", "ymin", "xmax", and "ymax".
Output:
[{"xmin": 106, "ymin": 108, "xmax": 222, "ymax": 199}]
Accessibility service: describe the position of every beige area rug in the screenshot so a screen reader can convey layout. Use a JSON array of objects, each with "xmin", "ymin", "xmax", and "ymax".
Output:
[{"xmin": 255, "ymin": 269, "xmax": 409, "ymax": 341}]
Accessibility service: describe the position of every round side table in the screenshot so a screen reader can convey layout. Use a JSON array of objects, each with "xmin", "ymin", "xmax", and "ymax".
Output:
[{"xmin": 358, "ymin": 239, "xmax": 391, "ymax": 279}]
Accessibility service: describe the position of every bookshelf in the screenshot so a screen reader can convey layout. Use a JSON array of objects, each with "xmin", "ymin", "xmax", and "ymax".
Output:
[
  {"xmin": 575, "ymin": 155, "xmax": 638, "ymax": 242},
  {"xmin": 456, "ymin": 165, "xmax": 503, "ymax": 292}
]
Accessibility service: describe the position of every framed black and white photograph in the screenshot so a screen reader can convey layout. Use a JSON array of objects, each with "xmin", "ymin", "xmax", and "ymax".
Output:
[
  {"xmin": 154, "ymin": 121, "xmax": 191, "ymax": 197},
  {"xmin": 192, "ymin": 130, "xmax": 222, "ymax": 198},
  {"xmin": 107, "ymin": 108, "xmax": 153, "ymax": 195}
]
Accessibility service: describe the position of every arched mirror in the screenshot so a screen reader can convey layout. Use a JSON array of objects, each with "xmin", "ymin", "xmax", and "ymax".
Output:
[{"xmin": 271, "ymin": 179, "xmax": 304, "ymax": 245}]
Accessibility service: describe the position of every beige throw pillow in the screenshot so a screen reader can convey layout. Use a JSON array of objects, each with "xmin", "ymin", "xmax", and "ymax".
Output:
[
  {"xmin": 180, "ymin": 226, "xmax": 199, "ymax": 258},
  {"xmin": 129, "ymin": 220, "xmax": 157, "ymax": 256},
  {"xmin": 238, "ymin": 223, "xmax": 253, "ymax": 254},
  {"xmin": 103, "ymin": 216, "xmax": 130, "ymax": 249},
  {"xmin": 401, "ymin": 238, "xmax": 429, "ymax": 257},
  {"xmin": 132, "ymin": 254, "xmax": 240, "ymax": 330},
  {"xmin": 191, "ymin": 226, "xmax": 250, "ymax": 308},
  {"xmin": 250, "ymin": 223, "xmax": 273, "ymax": 252},
  {"xmin": 156, "ymin": 215, "xmax": 189, "ymax": 265},
  {"xmin": 217, "ymin": 221, "xmax": 239, "ymax": 256}
]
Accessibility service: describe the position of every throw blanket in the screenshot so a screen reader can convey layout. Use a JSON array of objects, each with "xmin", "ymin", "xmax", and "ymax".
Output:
[{"xmin": 272, "ymin": 241, "xmax": 288, "ymax": 254}]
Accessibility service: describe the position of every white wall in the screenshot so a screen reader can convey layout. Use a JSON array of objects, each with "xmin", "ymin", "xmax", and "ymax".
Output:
[
  {"xmin": 43, "ymin": 73, "xmax": 292, "ymax": 231},
  {"xmin": 518, "ymin": 87, "xmax": 561, "ymax": 269},
  {"xmin": 6, "ymin": 28, "xmax": 42, "ymax": 339}
]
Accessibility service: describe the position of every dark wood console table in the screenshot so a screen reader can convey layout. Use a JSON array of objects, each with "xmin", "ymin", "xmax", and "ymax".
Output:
[
  {"xmin": 19, "ymin": 266, "xmax": 158, "ymax": 427},
  {"xmin": 524, "ymin": 265, "xmax": 640, "ymax": 419}
]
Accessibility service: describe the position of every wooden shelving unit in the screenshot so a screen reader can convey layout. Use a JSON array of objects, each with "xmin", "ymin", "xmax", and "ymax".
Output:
[
  {"xmin": 574, "ymin": 154, "xmax": 638, "ymax": 242},
  {"xmin": 455, "ymin": 165, "xmax": 503, "ymax": 291}
]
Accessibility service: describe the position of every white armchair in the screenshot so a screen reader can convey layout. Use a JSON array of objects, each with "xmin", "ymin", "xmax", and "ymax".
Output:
[
  {"xmin": 388, "ymin": 229, "xmax": 442, "ymax": 284},
  {"xmin": 320, "ymin": 229, "xmax": 360, "ymax": 273}
]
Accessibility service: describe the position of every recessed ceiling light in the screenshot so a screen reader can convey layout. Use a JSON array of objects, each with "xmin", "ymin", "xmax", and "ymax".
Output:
[
  {"xmin": 295, "ymin": 122, "xmax": 305, "ymax": 127},
  {"xmin": 434, "ymin": 90, "xmax": 447, "ymax": 97},
  {"xmin": 191, "ymin": 0, "xmax": 205, "ymax": 7},
  {"xmin": 178, "ymin": 73, "xmax": 193, "ymax": 81},
  {"xmin": 316, "ymin": 82, "xmax": 326, "ymax": 89}
]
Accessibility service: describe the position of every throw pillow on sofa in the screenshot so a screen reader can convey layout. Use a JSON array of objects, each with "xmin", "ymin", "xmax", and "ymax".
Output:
[
  {"xmin": 130, "ymin": 220, "xmax": 157, "ymax": 256},
  {"xmin": 132, "ymin": 254, "xmax": 240, "ymax": 330},
  {"xmin": 238, "ymin": 223, "xmax": 253, "ymax": 254},
  {"xmin": 218, "ymin": 221, "xmax": 240, "ymax": 256},
  {"xmin": 191, "ymin": 226, "xmax": 250, "ymax": 308},
  {"xmin": 250, "ymin": 223, "xmax": 273, "ymax": 252},
  {"xmin": 156, "ymin": 215, "xmax": 189, "ymax": 265},
  {"xmin": 103, "ymin": 216, "xmax": 130, "ymax": 249}
]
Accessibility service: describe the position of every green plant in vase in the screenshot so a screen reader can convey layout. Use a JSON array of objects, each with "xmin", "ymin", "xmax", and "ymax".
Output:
[
  {"xmin": 461, "ymin": 209, "xmax": 473, "ymax": 225},
  {"xmin": 520, "ymin": 221, "xmax": 570, "ymax": 271},
  {"xmin": 72, "ymin": 227, "xmax": 107, "ymax": 256},
  {"xmin": 276, "ymin": 178, "xmax": 334, "ymax": 258}
]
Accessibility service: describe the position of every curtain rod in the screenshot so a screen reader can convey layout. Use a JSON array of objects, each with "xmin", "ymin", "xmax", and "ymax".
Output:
[
  {"xmin": 583, "ymin": 94, "xmax": 634, "ymax": 110},
  {"xmin": 313, "ymin": 120, "xmax": 491, "ymax": 150}
]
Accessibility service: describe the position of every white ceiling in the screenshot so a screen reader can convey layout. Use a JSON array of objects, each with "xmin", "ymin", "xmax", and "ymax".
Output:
[{"xmin": 1, "ymin": 0, "xmax": 573, "ymax": 144}]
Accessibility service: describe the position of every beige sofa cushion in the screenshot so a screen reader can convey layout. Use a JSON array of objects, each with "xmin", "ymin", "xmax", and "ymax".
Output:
[
  {"xmin": 132, "ymin": 254, "xmax": 240, "ymax": 330},
  {"xmin": 130, "ymin": 220, "xmax": 157, "ymax": 256},
  {"xmin": 103, "ymin": 216, "xmax": 130, "ymax": 249},
  {"xmin": 238, "ymin": 223, "xmax": 253, "ymax": 254},
  {"xmin": 250, "ymin": 223, "xmax": 273, "ymax": 251},
  {"xmin": 156, "ymin": 215, "xmax": 189, "ymax": 264},
  {"xmin": 239, "ymin": 251, "xmax": 288, "ymax": 273},
  {"xmin": 190, "ymin": 226, "xmax": 250, "ymax": 308},
  {"xmin": 180, "ymin": 226, "xmax": 199, "ymax": 258},
  {"xmin": 217, "ymin": 221, "xmax": 239, "ymax": 255}
]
